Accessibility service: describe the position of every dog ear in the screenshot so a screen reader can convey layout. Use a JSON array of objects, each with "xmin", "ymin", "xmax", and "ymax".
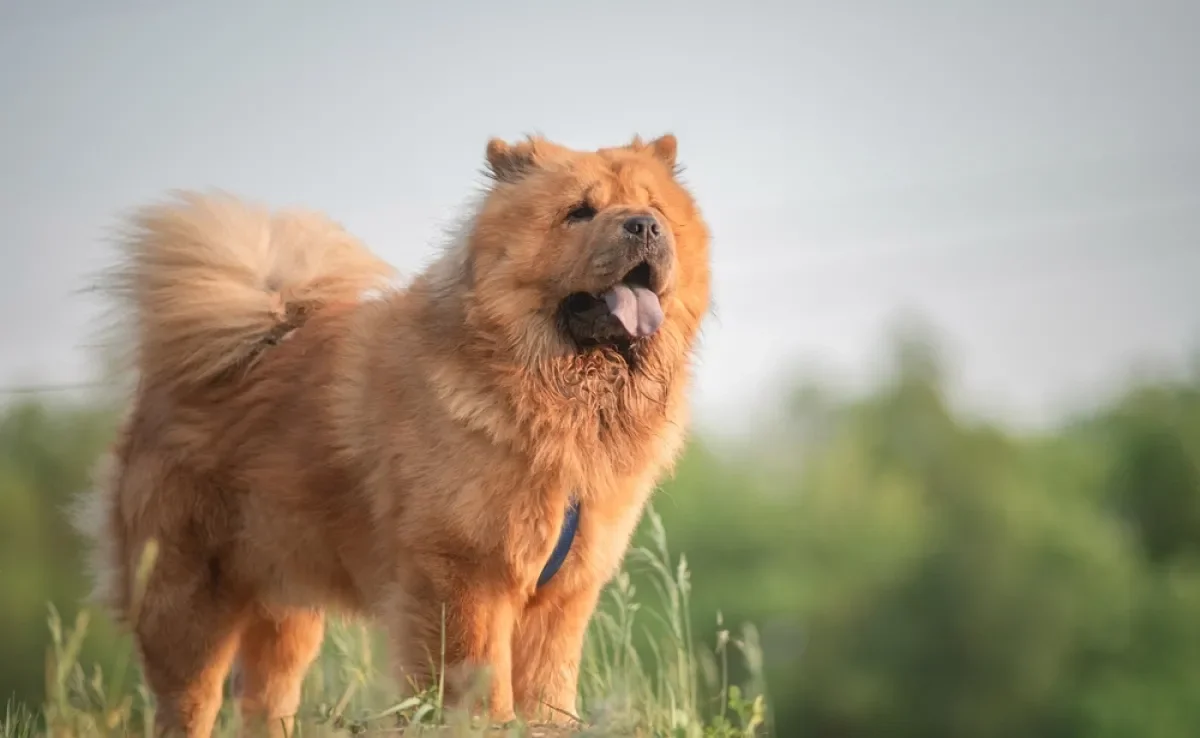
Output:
[
  {"xmin": 485, "ymin": 138, "xmax": 539, "ymax": 183},
  {"xmin": 630, "ymin": 133, "xmax": 680, "ymax": 174},
  {"xmin": 646, "ymin": 134, "xmax": 678, "ymax": 171}
]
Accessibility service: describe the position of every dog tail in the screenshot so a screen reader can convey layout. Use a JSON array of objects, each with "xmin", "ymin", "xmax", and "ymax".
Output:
[{"xmin": 98, "ymin": 191, "xmax": 396, "ymax": 394}]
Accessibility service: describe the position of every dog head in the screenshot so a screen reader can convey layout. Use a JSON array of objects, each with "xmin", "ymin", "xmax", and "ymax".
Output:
[{"xmin": 465, "ymin": 134, "xmax": 710, "ymax": 367}]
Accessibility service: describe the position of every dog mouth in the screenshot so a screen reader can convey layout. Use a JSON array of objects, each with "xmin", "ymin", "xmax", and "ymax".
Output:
[{"xmin": 559, "ymin": 261, "xmax": 665, "ymax": 348}]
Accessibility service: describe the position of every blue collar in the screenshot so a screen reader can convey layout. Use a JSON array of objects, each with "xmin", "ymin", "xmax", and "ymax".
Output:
[{"xmin": 537, "ymin": 497, "xmax": 580, "ymax": 588}]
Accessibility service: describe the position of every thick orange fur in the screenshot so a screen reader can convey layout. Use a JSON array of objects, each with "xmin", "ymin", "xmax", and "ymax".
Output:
[{"xmin": 73, "ymin": 134, "xmax": 710, "ymax": 736}]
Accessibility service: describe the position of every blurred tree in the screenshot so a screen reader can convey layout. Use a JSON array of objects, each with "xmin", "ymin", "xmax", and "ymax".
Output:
[
  {"xmin": 1099, "ymin": 382, "xmax": 1200, "ymax": 564},
  {"xmin": 656, "ymin": 326, "xmax": 1200, "ymax": 737},
  {"xmin": 0, "ymin": 400, "xmax": 120, "ymax": 703}
]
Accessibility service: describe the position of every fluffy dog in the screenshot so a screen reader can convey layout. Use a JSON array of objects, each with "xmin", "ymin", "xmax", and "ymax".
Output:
[{"xmin": 73, "ymin": 133, "xmax": 711, "ymax": 736}]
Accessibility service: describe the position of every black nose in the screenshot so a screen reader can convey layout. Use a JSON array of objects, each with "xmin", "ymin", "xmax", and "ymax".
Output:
[{"xmin": 623, "ymin": 214, "xmax": 661, "ymax": 239}]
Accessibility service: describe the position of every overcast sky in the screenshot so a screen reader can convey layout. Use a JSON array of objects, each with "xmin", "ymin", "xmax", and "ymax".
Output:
[{"xmin": 3, "ymin": 0, "xmax": 1198, "ymax": 433}]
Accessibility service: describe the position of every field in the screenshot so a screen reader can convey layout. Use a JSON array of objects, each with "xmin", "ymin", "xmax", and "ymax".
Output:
[{"xmin": 4, "ymin": 508, "xmax": 767, "ymax": 738}]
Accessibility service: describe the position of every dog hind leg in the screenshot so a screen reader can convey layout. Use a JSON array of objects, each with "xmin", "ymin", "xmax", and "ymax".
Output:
[
  {"xmin": 232, "ymin": 607, "xmax": 325, "ymax": 737},
  {"xmin": 133, "ymin": 551, "xmax": 247, "ymax": 737}
]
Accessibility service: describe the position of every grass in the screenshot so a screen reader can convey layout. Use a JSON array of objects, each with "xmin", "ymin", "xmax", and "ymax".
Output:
[{"xmin": 4, "ymin": 508, "xmax": 768, "ymax": 737}]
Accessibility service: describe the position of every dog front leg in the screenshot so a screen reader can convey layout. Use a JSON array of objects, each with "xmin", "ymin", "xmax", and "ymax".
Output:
[
  {"xmin": 512, "ymin": 583, "xmax": 602, "ymax": 723},
  {"xmin": 390, "ymin": 582, "xmax": 517, "ymax": 724},
  {"xmin": 450, "ymin": 588, "xmax": 517, "ymax": 722}
]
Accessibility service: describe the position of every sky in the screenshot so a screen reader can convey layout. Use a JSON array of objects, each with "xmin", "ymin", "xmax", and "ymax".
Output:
[{"xmin": 2, "ymin": 0, "xmax": 1199, "ymax": 434}]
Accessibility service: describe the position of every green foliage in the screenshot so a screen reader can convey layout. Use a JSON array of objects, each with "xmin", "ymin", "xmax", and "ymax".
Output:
[
  {"xmin": 0, "ymin": 401, "xmax": 122, "ymax": 703},
  {"xmin": 1098, "ymin": 380, "xmax": 1200, "ymax": 564},
  {"xmin": 4, "ymin": 325, "xmax": 1200, "ymax": 735},
  {"xmin": 647, "ymin": 331, "xmax": 1200, "ymax": 737}
]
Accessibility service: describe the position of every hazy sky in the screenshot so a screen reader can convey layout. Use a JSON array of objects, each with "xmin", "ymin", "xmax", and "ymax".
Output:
[{"xmin": 3, "ymin": 1, "xmax": 1199, "ymax": 433}]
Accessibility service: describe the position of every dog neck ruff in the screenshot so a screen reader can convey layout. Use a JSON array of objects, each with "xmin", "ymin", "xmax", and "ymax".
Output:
[{"xmin": 537, "ymin": 497, "xmax": 580, "ymax": 588}]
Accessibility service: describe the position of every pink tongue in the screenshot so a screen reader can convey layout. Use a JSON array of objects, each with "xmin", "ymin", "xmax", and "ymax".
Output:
[{"xmin": 602, "ymin": 283, "xmax": 664, "ymax": 338}]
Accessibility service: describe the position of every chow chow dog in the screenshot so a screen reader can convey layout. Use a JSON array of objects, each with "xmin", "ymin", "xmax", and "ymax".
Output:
[{"xmin": 73, "ymin": 133, "xmax": 711, "ymax": 736}]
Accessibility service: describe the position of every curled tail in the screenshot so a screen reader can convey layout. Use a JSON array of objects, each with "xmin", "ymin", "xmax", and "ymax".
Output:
[{"xmin": 99, "ymin": 190, "xmax": 396, "ymax": 393}]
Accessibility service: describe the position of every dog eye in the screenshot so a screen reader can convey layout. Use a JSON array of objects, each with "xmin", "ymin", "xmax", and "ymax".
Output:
[{"xmin": 565, "ymin": 203, "xmax": 597, "ymax": 223}]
